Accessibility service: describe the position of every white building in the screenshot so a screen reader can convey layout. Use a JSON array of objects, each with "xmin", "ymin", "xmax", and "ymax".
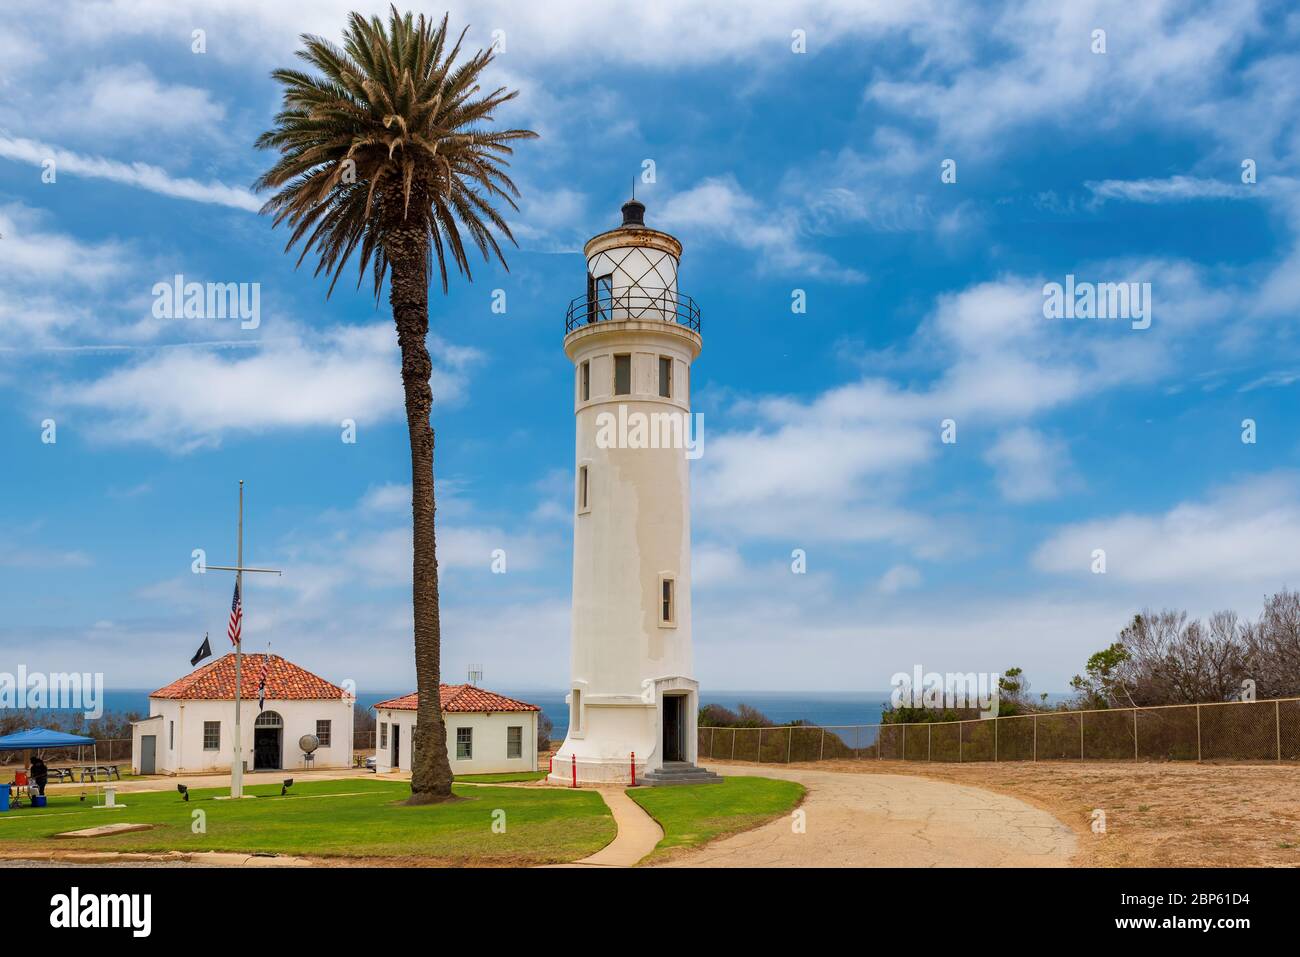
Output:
[
  {"xmin": 549, "ymin": 198, "xmax": 720, "ymax": 786},
  {"xmin": 130, "ymin": 653, "xmax": 354, "ymax": 775},
  {"xmin": 373, "ymin": 685, "xmax": 539, "ymax": 775}
]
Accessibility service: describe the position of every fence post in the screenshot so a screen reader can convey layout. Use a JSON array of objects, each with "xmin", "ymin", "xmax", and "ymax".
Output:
[
  {"xmin": 820, "ymin": 728, "xmax": 826, "ymax": 762},
  {"xmin": 994, "ymin": 717, "xmax": 999, "ymax": 762},
  {"xmin": 1033, "ymin": 714, "xmax": 1038, "ymax": 762},
  {"xmin": 928, "ymin": 723, "xmax": 932, "ymax": 761},
  {"xmin": 757, "ymin": 728, "xmax": 763, "ymax": 764},
  {"xmin": 876, "ymin": 725, "xmax": 881, "ymax": 760},
  {"xmin": 1079, "ymin": 712, "xmax": 1084, "ymax": 761},
  {"xmin": 710, "ymin": 727, "xmax": 715, "ymax": 760},
  {"xmin": 1276, "ymin": 700, "xmax": 1282, "ymax": 762},
  {"xmin": 1133, "ymin": 708, "xmax": 1139, "ymax": 762},
  {"xmin": 731, "ymin": 728, "xmax": 736, "ymax": 761},
  {"xmin": 901, "ymin": 723, "xmax": 906, "ymax": 762},
  {"xmin": 959, "ymin": 721, "xmax": 963, "ymax": 762},
  {"xmin": 786, "ymin": 727, "xmax": 793, "ymax": 764},
  {"xmin": 1196, "ymin": 704, "xmax": 1202, "ymax": 762}
]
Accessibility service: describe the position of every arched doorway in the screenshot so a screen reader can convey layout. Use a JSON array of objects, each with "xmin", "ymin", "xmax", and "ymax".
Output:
[{"xmin": 253, "ymin": 711, "xmax": 283, "ymax": 770}]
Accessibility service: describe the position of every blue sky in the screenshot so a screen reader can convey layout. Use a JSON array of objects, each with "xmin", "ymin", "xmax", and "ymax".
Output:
[{"xmin": 2, "ymin": 0, "xmax": 1299, "ymax": 696}]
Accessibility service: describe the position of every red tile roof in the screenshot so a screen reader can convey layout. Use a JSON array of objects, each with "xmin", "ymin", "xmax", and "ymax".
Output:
[
  {"xmin": 151, "ymin": 654, "xmax": 348, "ymax": 701},
  {"xmin": 374, "ymin": 685, "xmax": 540, "ymax": 713}
]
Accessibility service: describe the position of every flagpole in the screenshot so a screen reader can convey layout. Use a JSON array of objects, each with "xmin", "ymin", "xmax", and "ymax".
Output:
[
  {"xmin": 233, "ymin": 479, "xmax": 244, "ymax": 799},
  {"xmin": 206, "ymin": 480, "xmax": 279, "ymax": 800}
]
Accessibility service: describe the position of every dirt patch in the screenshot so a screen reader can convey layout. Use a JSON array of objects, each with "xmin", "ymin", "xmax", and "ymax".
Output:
[{"xmin": 731, "ymin": 759, "xmax": 1300, "ymax": 867}]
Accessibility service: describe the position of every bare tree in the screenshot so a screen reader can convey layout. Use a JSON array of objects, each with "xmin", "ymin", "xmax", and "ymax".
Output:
[{"xmin": 1243, "ymin": 589, "xmax": 1300, "ymax": 698}]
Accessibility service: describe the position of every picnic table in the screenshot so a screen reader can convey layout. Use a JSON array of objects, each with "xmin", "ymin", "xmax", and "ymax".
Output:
[{"xmin": 75, "ymin": 765, "xmax": 121, "ymax": 783}]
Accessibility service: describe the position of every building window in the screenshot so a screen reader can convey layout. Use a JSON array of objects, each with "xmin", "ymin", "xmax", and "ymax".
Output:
[
  {"xmin": 614, "ymin": 354, "xmax": 631, "ymax": 395},
  {"xmin": 316, "ymin": 720, "xmax": 332, "ymax": 747},
  {"xmin": 456, "ymin": 727, "xmax": 473, "ymax": 760},
  {"xmin": 580, "ymin": 360, "xmax": 591, "ymax": 401},
  {"xmin": 577, "ymin": 465, "xmax": 589, "ymax": 512},
  {"xmin": 659, "ymin": 356, "xmax": 672, "ymax": 398},
  {"xmin": 202, "ymin": 721, "xmax": 220, "ymax": 751},
  {"xmin": 660, "ymin": 575, "xmax": 676, "ymax": 626},
  {"xmin": 379, "ymin": 722, "xmax": 388, "ymax": 748},
  {"xmin": 507, "ymin": 726, "xmax": 523, "ymax": 759},
  {"xmin": 571, "ymin": 690, "xmax": 582, "ymax": 733},
  {"xmin": 595, "ymin": 274, "xmax": 613, "ymax": 320},
  {"xmin": 168, "ymin": 721, "xmax": 174, "ymax": 750}
]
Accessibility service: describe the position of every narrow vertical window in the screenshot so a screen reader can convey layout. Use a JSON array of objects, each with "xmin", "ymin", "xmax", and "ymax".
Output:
[
  {"xmin": 660, "ymin": 576, "xmax": 676, "ymax": 626},
  {"xmin": 595, "ymin": 274, "xmax": 613, "ymax": 320},
  {"xmin": 581, "ymin": 360, "xmax": 591, "ymax": 401},
  {"xmin": 614, "ymin": 354, "xmax": 631, "ymax": 395},
  {"xmin": 571, "ymin": 690, "xmax": 583, "ymax": 733},
  {"xmin": 658, "ymin": 356, "xmax": 672, "ymax": 398},
  {"xmin": 577, "ymin": 465, "xmax": 589, "ymax": 512}
]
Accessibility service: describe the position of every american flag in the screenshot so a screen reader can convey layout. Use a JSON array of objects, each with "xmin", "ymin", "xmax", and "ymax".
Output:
[{"xmin": 227, "ymin": 581, "xmax": 242, "ymax": 646}]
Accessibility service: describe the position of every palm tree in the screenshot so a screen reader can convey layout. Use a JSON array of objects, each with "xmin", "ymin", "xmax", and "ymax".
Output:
[{"xmin": 254, "ymin": 7, "xmax": 536, "ymax": 803}]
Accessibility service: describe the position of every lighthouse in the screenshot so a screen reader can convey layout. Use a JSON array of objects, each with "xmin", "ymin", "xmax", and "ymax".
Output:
[{"xmin": 550, "ymin": 197, "xmax": 721, "ymax": 786}]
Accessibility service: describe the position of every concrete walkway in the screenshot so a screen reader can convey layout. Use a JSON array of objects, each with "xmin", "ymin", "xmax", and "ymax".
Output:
[
  {"xmin": 549, "ymin": 787, "xmax": 663, "ymax": 867},
  {"xmin": 657, "ymin": 764, "xmax": 1076, "ymax": 868}
]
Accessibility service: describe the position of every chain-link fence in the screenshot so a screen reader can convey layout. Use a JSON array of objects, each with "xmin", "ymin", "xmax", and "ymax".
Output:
[{"xmin": 699, "ymin": 696, "xmax": 1300, "ymax": 765}]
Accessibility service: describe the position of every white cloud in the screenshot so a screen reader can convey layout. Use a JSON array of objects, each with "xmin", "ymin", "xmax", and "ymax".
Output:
[
  {"xmin": 659, "ymin": 176, "xmax": 866, "ymax": 283},
  {"xmin": 55, "ymin": 325, "xmax": 478, "ymax": 450},
  {"xmin": 877, "ymin": 564, "xmax": 921, "ymax": 594},
  {"xmin": 360, "ymin": 483, "xmax": 411, "ymax": 513},
  {"xmin": 984, "ymin": 427, "xmax": 1075, "ymax": 503},
  {"xmin": 692, "ymin": 543, "xmax": 746, "ymax": 588},
  {"xmin": 0, "ymin": 134, "xmax": 259, "ymax": 211},
  {"xmin": 49, "ymin": 64, "xmax": 226, "ymax": 139},
  {"xmin": 1033, "ymin": 474, "xmax": 1300, "ymax": 585},
  {"xmin": 1086, "ymin": 176, "xmax": 1255, "ymax": 204}
]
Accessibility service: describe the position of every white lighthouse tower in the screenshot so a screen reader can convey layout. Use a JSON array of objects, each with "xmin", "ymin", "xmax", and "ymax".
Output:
[{"xmin": 550, "ymin": 197, "xmax": 721, "ymax": 786}]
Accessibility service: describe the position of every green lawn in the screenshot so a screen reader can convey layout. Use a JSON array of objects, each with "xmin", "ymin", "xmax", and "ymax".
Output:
[
  {"xmin": 628, "ymin": 776, "xmax": 805, "ymax": 859},
  {"xmin": 454, "ymin": 771, "xmax": 549, "ymax": 784},
  {"xmin": 0, "ymin": 778, "xmax": 613, "ymax": 865}
]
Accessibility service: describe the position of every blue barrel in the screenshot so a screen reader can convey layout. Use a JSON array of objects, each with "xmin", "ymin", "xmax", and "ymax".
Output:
[{"xmin": 0, "ymin": 784, "xmax": 10, "ymax": 812}]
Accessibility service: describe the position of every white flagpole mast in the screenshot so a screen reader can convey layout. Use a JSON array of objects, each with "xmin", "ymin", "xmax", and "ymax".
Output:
[{"xmin": 208, "ymin": 479, "xmax": 281, "ymax": 799}]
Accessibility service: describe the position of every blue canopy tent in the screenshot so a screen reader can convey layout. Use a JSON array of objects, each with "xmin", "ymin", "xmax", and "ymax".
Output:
[
  {"xmin": 0, "ymin": 729, "xmax": 98, "ymax": 789},
  {"xmin": 0, "ymin": 728, "xmax": 95, "ymax": 750}
]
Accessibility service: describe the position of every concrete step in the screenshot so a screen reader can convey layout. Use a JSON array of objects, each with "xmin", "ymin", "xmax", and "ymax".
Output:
[{"xmin": 639, "ymin": 763, "xmax": 724, "ymax": 787}]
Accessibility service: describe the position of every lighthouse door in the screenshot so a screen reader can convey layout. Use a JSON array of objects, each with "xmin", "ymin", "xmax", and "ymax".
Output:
[{"xmin": 663, "ymin": 695, "xmax": 684, "ymax": 762}]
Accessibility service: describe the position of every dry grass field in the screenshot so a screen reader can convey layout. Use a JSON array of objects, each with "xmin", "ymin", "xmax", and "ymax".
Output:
[{"xmin": 761, "ymin": 759, "xmax": 1300, "ymax": 867}]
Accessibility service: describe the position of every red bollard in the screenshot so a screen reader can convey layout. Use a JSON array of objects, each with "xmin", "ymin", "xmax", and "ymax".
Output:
[
  {"xmin": 548, "ymin": 753, "xmax": 553, "ymax": 774},
  {"xmin": 571, "ymin": 753, "xmax": 577, "ymax": 788},
  {"xmin": 630, "ymin": 751, "xmax": 636, "ymax": 786}
]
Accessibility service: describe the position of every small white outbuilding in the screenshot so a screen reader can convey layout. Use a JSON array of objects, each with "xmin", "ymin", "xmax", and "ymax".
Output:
[
  {"xmin": 131, "ymin": 653, "xmax": 354, "ymax": 775},
  {"xmin": 374, "ymin": 685, "xmax": 539, "ymax": 776}
]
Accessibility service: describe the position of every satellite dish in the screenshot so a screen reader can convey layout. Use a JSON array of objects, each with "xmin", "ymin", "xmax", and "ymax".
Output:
[{"xmin": 298, "ymin": 734, "xmax": 320, "ymax": 754}]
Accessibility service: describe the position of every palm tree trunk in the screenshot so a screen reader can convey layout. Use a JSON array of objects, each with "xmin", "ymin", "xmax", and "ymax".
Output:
[{"xmin": 388, "ymin": 228, "xmax": 454, "ymax": 804}]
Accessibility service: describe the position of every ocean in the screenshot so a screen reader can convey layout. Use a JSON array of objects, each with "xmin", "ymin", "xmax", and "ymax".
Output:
[{"xmin": 65, "ymin": 688, "xmax": 901, "ymax": 739}]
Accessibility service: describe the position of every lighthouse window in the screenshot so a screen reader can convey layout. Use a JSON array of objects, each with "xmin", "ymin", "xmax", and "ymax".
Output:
[
  {"xmin": 614, "ymin": 354, "xmax": 631, "ymax": 395},
  {"xmin": 580, "ymin": 360, "xmax": 590, "ymax": 401},
  {"xmin": 658, "ymin": 356, "xmax": 672, "ymax": 398},
  {"xmin": 571, "ymin": 690, "xmax": 583, "ymax": 733},
  {"xmin": 578, "ymin": 465, "xmax": 589, "ymax": 512},
  {"xmin": 595, "ymin": 274, "xmax": 613, "ymax": 320},
  {"xmin": 660, "ymin": 576, "xmax": 676, "ymax": 626}
]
